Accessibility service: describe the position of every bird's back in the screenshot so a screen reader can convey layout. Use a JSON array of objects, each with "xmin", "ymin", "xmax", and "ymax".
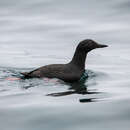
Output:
[{"xmin": 22, "ymin": 63, "xmax": 84, "ymax": 82}]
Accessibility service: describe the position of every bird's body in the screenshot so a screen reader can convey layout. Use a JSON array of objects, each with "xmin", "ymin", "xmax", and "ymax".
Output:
[
  {"xmin": 22, "ymin": 63, "xmax": 84, "ymax": 82},
  {"xmin": 21, "ymin": 39, "xmax": 108, "ymax": 82}
]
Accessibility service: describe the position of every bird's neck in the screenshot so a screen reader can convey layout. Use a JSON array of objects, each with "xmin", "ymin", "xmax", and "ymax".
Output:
[{"xmin": 70, "ymin": 49, "xmax": 87, "ymax": 70}]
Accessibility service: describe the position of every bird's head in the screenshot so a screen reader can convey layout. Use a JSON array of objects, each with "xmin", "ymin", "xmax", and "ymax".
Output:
[{"xmin": 77, "ymin": 39, "xmax": 108, "ymax": 52}]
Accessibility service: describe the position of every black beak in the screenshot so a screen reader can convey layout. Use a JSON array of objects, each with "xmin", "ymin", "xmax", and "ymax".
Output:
[{"xmin": 97, "ymin": 44, "xmax": 108, "ymax": 48}]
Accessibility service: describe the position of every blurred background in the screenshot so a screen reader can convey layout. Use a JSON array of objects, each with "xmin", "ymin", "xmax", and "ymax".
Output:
[
  {"xmin": 0, "ymin": 0, "xmax": 130, "ymax": 67},
  {"xmin": 0, "ymin": 0, "xmax": 130, "ymax": 130}
]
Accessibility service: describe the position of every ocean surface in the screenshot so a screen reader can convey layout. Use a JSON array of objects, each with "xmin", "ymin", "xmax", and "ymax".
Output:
[{"xmin": 0, "ymin": 0, "xmax": 130, "ymax": 130}]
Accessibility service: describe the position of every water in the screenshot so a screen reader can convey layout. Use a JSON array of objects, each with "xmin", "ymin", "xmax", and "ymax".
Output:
[{"xmin": 0, "ymin": 0, "xmax": 130, "ymax": 130}]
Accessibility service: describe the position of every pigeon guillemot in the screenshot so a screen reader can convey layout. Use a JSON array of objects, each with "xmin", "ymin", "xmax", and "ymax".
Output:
[{"xmin": 21, "ymin": 39, "xmax": 108, "ymax": 82}]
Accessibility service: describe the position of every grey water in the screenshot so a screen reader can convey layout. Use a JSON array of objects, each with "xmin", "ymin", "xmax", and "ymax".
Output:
[{"xmin": 0, "ymin": 0, "xmax": 130, "ymax": 130}]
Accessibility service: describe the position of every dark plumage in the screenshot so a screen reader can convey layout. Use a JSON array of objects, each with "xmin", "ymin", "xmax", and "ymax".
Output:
[{"xmin": 21, "ymin": 39, "xmax": 108, "ymax": 82}]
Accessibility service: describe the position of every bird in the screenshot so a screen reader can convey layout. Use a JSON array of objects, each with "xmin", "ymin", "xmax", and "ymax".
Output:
[{"xmin": 21, "ymin": 39, "xmax": 108, "ymax": 82}]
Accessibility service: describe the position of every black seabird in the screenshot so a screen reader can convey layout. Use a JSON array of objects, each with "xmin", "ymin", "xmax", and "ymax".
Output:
[{"xmin": 21, "ymin": 39, "xmax": 108, "ymax": 82}]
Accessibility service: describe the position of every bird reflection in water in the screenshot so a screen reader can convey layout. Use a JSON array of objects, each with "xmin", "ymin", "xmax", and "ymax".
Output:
[
  {"xmin": 47, "ymin": 73, "xmax": 101, "ymax": 103},
  {"xmin": 17, "ymin": 71, "xmax": 101, "ymax": 103}
]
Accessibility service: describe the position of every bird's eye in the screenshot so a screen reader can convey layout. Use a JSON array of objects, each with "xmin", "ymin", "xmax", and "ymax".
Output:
[{"xmin": 89, "ymin": 40, "xmax": 93, "ymax": 44}]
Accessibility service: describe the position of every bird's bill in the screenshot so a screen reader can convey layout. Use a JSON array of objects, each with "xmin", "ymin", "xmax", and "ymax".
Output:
[{"xmin": 97, "ymin": 44, "xmax": 108, "ymax": 48}]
